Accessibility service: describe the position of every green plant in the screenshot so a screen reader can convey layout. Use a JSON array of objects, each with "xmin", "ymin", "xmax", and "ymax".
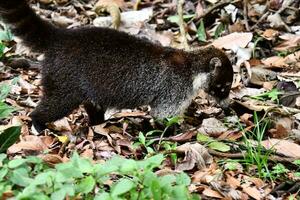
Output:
[
  {"xmin": 0, "ymin": 25, "xmax": 13, "ymax": 59},
  {"xmin": 0, "ymin": 153, "xmax": 198, "ymax": 199},
  {"xmin": 268, "ymin": 163, "xmax": 289, "ymax": 179},
  {"xmin": 240, "ymin": 112, "xmax": 273, "ymax": 179},
  {"xmin": 214, "ymin": 22, "xmax": 225, "ymax": 39},
  {"xmin": 252, "ymin": 36, "xmax": 263, "ymax": 58},
  {"xmin": 133, "ymin": 116, "xmax": 182, "ymax": 154},
  {"xmin": 0, "ymin": 79, "xmax": 21, "ymax": 153},
  {"xmin": 251, "ymin": 89, "xmax": 283, "ymax": 104},
  {"xmin": 197, "ymin": 133, "xmax": 230, "ymax": 152},
  {"xmin": 197, "ymin": 19, "xmax": 206, "ymax": 42}
]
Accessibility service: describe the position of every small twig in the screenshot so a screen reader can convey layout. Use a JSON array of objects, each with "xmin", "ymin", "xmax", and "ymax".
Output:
[
  {"xmin": 276, "ymin": 0, "xmax": 294, "ymax": 15},
  {"xmin": 250, "ymin": 11, "xmax": 270, "ymax": 30},
  {"xmin": 251, "ymin": 0, "xmax": 294, "ymax": 31},
  {"xmin": 195, "ymin": 0, "xmax": 242, "ymax": 26},
  {"xmin": 177, "ymin": 0, "xmax": 189, "ymax": 50},
  {"xmin": 243, "ymin": 0, "xmax": 250, "ymax": 31},
  {"xmin": 208, "ymin": 149, "xmax": 297, "ymax": 164}
]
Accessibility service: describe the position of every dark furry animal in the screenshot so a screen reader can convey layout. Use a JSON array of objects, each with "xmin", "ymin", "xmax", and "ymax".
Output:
[{"xmin": 0, "ymin": 0, "xmax": 233, "ymax": 132}]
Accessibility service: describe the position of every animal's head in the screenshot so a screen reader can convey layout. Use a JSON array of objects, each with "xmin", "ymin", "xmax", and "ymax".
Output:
[{"xmin": 190, "ymin": 46, "xmax": 233, "ymax": 105}]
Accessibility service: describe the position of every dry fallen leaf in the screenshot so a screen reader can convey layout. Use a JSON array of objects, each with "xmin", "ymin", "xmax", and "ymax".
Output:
[
  {"xmin": 262, "ymin": 139, "xmax": 300, "ymax": 159},
  {"xmin": 202, "ymin": 188, "xmax": 223, "ymax": 199},
  {"xmin": 176, "ymin": 143, "xmax": 213, "ymax": 171},
  {"xmin": 7, "ymin": 135, "xmax": 53, "ymax": 154},
  {"xmin": 94, "ymin": 0, "xmax": 124, "ymax": 29},
  {"xmin": 212, "ymin": 32, "xmax": 253, "ymax": 50},
  {"xmin": 241, "ymin": 184, "xmax": 262, "ymax": 200},
  {"xmin": 197, "ymin": 118, "xmax": 228, "ymax": 137}
]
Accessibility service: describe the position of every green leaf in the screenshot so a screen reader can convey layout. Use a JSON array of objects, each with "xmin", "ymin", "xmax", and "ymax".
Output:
[
  {"xmin": 197, "ymin": 19, "xmax": 206, "ymax": 42},
  {"xmin": 196, "ymin": 133, "xmax": 212, "ymax": 142},
  {"xmin": 0, "ymin": 82, "xmax": 12, "ymax": 101},
  {"xmin": 224, "ymin": 161, "xmax": 239, "ymax": 170},
  {"xmin": 31, "ymin": 171, "xmax": 54, "ymax": 186},
  {"xmin": 166, "ymin": 116, "xmax": 181, "ymax": 127},
  {"xmin": 0, "ymin": 102, "xmax": 16, "ymax": 119},
  {"xmin": 51, "ymin": 185, "xmax": 75, "ymax": 200},
  {"xmin": 8, "ymin": 158, "xmax": 26, "ymax": 168},
  {"xmin": 76, "ymin": 176, "xmax": 95, "ymax": 194},
  {"xmin": 0, "ymin": 166, "xmax": 8, "ymax": 180},
  {"xmin": 55, "ymin": 162, "xmax": 83, "ymax": 180},
  {"xmin": 139, "ymin": 154, "xmax": 164, "ymax": 169},
  {"xmin": 293, "ymin": 160, "xmax": 300, "ymax": 166},
  {"xmin": 0, "ymin": 126, "xmax": 21, "ymax": 153},
  {"xmin": 138, "ymin": 132, "xmax": 146, "ymax": 146},
  {"xmin": 120, "ymin": 159, "xmax": 137, "ymax": 173},
  {"xmin": 214, "ymin": 22, "xmax": 225, "ymax": 39},
  {"xmin": 71, "ymin": 152, "xmax": 93, "ymax": 173},
  {"xmin": 95, "ymin": 193, "xmax": 112, "ymax": 200},
  {"xmin": 111, "ymin": 178, "xmax": 135, "ymax": 197},
  {"xmin": 11, "ymin": 168, "xmax": 33, "ymax": 187},
  {"xmin": 176, "ymin": 173, "xmax": 191, "ymax": 186},
  {"xmin": 167, "ymin": 14, "xmax": 195, "ymax": 24},
  {"xmin": 0, "ymin": 153, "xmax": 7, "ymax": 163},
  {"xmin": 208, "ymin": 141, "xmax": 230, "ymax": 152}
]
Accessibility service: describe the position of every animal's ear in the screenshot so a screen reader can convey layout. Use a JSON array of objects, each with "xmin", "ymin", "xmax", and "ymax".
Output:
[{"xmin": 209, "ymin": 57, "xmax": 222, "ymax": 72}]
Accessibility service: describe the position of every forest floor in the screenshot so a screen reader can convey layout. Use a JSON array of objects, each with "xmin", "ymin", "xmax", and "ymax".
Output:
[{"xmin": 1, "ymin": 0, "xmax": 300, "ymax": 199}]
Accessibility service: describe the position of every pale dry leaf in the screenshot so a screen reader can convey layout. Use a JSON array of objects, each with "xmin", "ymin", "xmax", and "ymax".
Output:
[
  {"xmin": 241, "ymin": 184, "xmax": 262, "ymax": 200},
  {"xmin": 49, "ymin": 117, "xmax": 72, "ymax": 132},
  {"xmin": 261, "ymin": 139, "xmax": 300, "ymax": 159},
  {"xmin": 198, "ymin": 118, "xmax": 228, "ymax": 137},
  {"xmin": 236, "ymin": 47, "xmax": 252, "ymax": 66},
  {"xmin": 94, "ymin": 0, "xmax": 123, "ymax": 29},
  {"xmin": 275, "ymin": 34, "xmax": 300, "ymax": 51},
  {"xmin": 40, "ymin": 154, "xmax": 63, "ymax": 166},
  {"xmin": 232, "ymin": 87, "xmax": 265, "ymax": 99},
  {"xmin": 212, "ymin": 32, "xmax": 253, "ymax": 50},
  {"xmin": 267, "ymin": 13, "xmax": 286, "ymax": 29},
  {"xmin": 7, "ymin": 135, "xmax": 53, "ymax": 154},
  {"xmin": 249, "ymin": 67, "xmax": 277, "ymax": 86},
  {"xmin": 202, "ymin": 188, "xmax": 223, "ymax": 199},
  {"xmin": 51, "ymin": 12, "xmax": 77, "ymax": 28},
  {"xmin": 234, "ymin": 99, "xmax": 276, "ymax": 112},
  {"xmin": 169, "ymin": 130, "xmax": 197, "ymax": 142},
  {"xmin": 112, "ymin": 111, "xmax": 146, "ymax": 118},
  {"xmin": 262, "ymin": 51, "xmax": 300, "ymax": 68},
  {"xmin": 226, "ymin": 175, "xmax": 240, "ymax": 189},
  {"xmin": 262, "ymin": 29, "xmax": 279, "ymax": 40},
  {"xmin": 176, "ymin": 143, "xmax": 213, "ymax": 171}
]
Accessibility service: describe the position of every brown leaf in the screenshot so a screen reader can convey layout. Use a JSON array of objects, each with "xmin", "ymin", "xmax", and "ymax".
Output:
[
  {"xmin": 262, "ymin": 29, "xmax": 279, "ymax": 40},
  {"xmin": 202, "ymin": 188, "xmax": 223, "ymax": 199},
  {"xmin": 40, "ymin": 154, "xmax": 63, "ymax": 167},
  {"xmin": 261, "ymin": 139, "xmax": 300, "ymax": 159},
  {"xmin": 198, "ymin": 118, "xmax": 228, "ymax": 137},
  {"xmin": 275, "ymin": 34, "xmax": 300, "ymax": 51},
  {"xmin": 212, "ymin": 32, "xmax": 253, "ymax": 50},
  {"xmin": 7, "ymin": 135, "xmax": 53, "ymax": 154},
  {"xmin": 269, "ymin": 117, "xmax": 292, "ymax": 138},
  {"xmin": 169, "ymin": 130, "xmax": 197, "ymax": 142},
  {"xmin": 49, "ymin": 117, "xmax": 72, "ymax": 132},
  {"xmin": 176, "ymin": 143, "xmax": 213, "ymax": 171},
  {"xmin": 262, "ymin": 51, "xmax": 300, "ymax": 68},
  {"xmin": 241, "ymin": 184, "xmax": 262, "ymax": 200},
  {"xmin": 226, "ymin": 175, "xmax": 240, "ymax": 189}
]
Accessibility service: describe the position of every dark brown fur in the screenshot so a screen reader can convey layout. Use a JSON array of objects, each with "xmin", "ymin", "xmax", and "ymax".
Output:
[{"xmin": 0, "ymin": 0, "xmax": 233, "ymax": 132}]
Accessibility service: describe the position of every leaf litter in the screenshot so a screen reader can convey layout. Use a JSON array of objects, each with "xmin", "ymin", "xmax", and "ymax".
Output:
[{"xmin": 0, "ymin": 0, "xmax": 300, "ymax": 199}]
